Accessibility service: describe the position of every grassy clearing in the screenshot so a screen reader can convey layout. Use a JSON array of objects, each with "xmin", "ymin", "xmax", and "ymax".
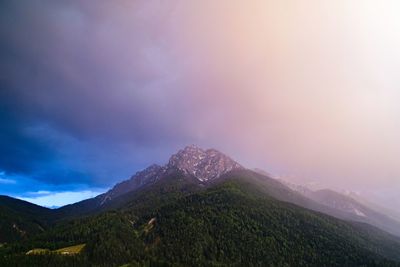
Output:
[
  {"xmin": 26, "ymin": 244, "xmax": 85, "ymax": 256},
  {"xmin": 26, "ymin": 248, "xmax": 50, "ymax": 255},
  {"xmin": 55, "ymin": 244, "xmax": 86, "ymax": 255}
]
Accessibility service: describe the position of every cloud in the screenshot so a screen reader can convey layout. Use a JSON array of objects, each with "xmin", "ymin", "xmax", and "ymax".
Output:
[
  {"xmin": 26, "ymin": 191, "xmax": 51, "ymax": 196},
  {"xmin": 0, "ymin": 171, "xmax": 15, "ymax": 184},
  {"xmin": 0, "ymin": 178, "xmax": 16, "ymax": 184},
  {"xmin": 16, "ymin": 189, "xmax": 107, "ymax": 207},
  {"xmin": 0, "ymin": 1, "xmax": 191, "ymax": 187}
]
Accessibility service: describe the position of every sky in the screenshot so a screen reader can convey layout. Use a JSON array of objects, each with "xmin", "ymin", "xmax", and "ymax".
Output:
[{"xmin": 1, "ymin": 0, "xmax": 400, "ymax": 209}]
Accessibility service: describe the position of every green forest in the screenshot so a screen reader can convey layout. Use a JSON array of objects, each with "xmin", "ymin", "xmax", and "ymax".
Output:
[{"xmin": 1, "ymin": 172, "xmax": 400, "ymax": 266}]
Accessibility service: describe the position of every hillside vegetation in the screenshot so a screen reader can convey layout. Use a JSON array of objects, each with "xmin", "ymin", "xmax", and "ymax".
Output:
[{"xmin": 1, "ymin": 172, "xmax": 400, "ymax": 266}]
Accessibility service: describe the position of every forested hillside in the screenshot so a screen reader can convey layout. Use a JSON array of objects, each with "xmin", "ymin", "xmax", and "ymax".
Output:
[{"xmin": 1, "ymin": 172, "xmax": 400, "ymax": 266}]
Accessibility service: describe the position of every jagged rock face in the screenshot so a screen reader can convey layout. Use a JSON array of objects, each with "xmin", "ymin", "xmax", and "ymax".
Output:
[
  {"xmin": 99, "ymin": 145, "xmax": 243, "ymax": 205},
  {"xmin": 168, "ymin": 145, "xmax": 243, "ymax": 182}
]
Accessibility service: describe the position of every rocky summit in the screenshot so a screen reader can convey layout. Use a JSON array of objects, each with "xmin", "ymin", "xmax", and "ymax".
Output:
[{"xmin": 167, "ymin": 145, "xmax": 243, "ymax": 182}]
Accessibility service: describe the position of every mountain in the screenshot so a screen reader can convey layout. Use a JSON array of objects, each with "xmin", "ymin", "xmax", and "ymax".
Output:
[
  {"xmin": 103, "ymin": 145, "xmax": 242, "ymax": 203},
  {"xmin": 2, "ymin": 170, "xmax": 400, "ymax": 266},
  {"xmin": 56, "ymin": 146, "xmax": 359, "ymax": 223},
  {"xmin": 56, "ymin": 145, "xmax": 243, "ymax": 217},
  {"xmin": 0, "ymin": 196, "xmax": 53, "ymax": 242},
  {"xmin": 1, "ymin": 145, "xmax": 400, "ymax": 266},
  {"xmin": 310, "ymin": 189, "xmax": 400, "ymax": 236},
  {"xmin": 279, "ymin": 179, "xmax": 400, "ymax": 237},
  {"xmin": 345, "ymin": 191, "xmax": 400, "ymax": 222}
]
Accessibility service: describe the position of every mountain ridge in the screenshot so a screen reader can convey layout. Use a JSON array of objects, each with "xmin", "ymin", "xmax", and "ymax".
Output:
[
  {"xmin": 31, "ymin": 146, "xmax": 400, "ymax": 238},
  {"xmin": 277, "ymin": 178, "xmax": 400, "ymax": 237},
  {"xmin": 1, "ymin": 145, "xmax": 400, "ymax": 266}
]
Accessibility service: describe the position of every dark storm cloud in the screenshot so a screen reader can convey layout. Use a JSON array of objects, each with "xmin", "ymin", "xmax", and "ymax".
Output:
[
  {"xmin": 0, "ymin": 109, "xmax": 53, "ymax": 174},
  {"xmin": 1, "ymin": 1, "xmax": 180, "ymax": 137},
  {"xmin": 0, "ymin": 0, "xmax": 191, "ymax": 186}
]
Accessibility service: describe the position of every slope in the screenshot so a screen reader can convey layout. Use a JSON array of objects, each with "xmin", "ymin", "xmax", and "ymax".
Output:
[{"xmin": 0, "ymin": 196, "xmax": 54, "ymax": 243}]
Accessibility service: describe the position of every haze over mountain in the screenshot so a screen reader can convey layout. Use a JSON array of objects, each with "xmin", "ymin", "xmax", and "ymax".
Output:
[{"xmin": 278, "ymin": 178, "xmax": 400, "ymax": 237}]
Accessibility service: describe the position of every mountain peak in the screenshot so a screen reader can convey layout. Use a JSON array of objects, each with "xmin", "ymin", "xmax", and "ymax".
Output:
[
  {"xmin": 99, "ymin": 145, "xmax": 243, "ymax": 205},
  {"xmin": 168, "ymin": 145, "xmax": 243, "ymax": 182}
]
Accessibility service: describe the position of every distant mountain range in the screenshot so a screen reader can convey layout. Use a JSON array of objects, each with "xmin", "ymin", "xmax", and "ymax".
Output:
[
  {"xmin": 1, "ymin": 145, "xmax": 400, "ymax": 266},
  {"xmin": 277, "ymin": 178, "xmax": 400, "ymax": 237},
  {"xmin": 343, "ymin": 190, "xmax": 400, "ymax": 222}
]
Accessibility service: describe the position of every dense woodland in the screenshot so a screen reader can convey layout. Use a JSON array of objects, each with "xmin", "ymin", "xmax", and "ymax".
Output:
[{"xmin": 1, "ymin": 172, "xmax": 400, "ymax": 266}]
